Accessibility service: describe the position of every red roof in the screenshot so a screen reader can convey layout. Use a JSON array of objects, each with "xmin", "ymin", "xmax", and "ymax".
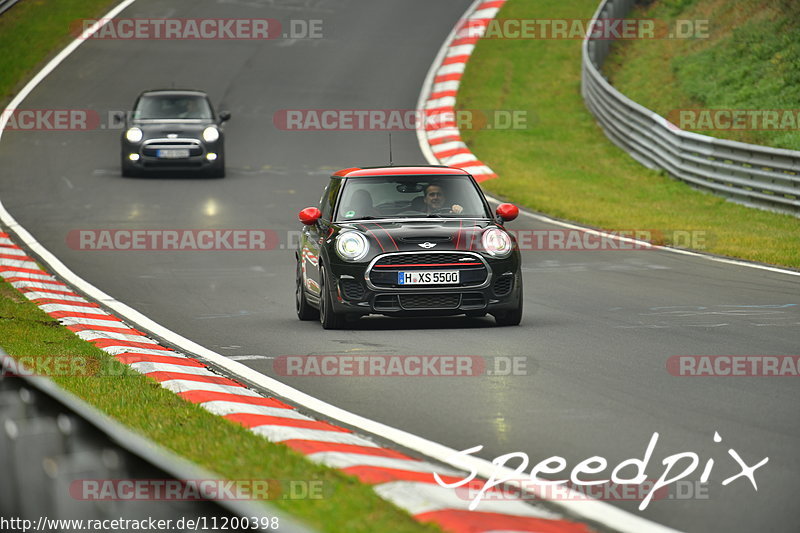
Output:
[{"xmin": 333, "ymin": 166, "xmax": 470, "ymax": 178}]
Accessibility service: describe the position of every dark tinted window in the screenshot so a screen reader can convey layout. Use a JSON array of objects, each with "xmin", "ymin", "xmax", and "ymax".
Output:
[
  {"xmin": 319, "ymin": 178, "xmax": 342, "ymax": 221},
  {"xmin": 134, "ymin": 94, "xmax": 213, "ymax": 120},
  {"xmin": 335, "ymin": 175, "xmax": 490, "ymax": 220}
]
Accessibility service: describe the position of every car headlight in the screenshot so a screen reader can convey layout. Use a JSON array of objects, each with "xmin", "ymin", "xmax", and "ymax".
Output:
[
  {"xmin": 335, "ymin": 231, "xmax": 369, "ymax": 262},
  {"xmin": 125, "ymin": 127, "xmax": 143, "ymax": 143},
  {"xmin": 202, "ymin": 126, "xmax": 220, "ymax": 142},
  {"xmin": 482, "ymin": 228, "xmax": 513, "ymax": 258}
]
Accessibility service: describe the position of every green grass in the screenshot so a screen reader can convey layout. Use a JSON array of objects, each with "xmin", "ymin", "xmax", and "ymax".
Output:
[
  {"xmin": 602, "ymin": 0, "xmax": 800, "ymax": 149},
  {"xmin": 0, "ymin": 0, "xmax": 123, "ymax": 103},
  {"xmin": 0, "ymin": 280, "xmax": 440, "ymax": 533},
  {"xmin": 457, "ymin": 0, "xmax": 800, "ymax": 268}
]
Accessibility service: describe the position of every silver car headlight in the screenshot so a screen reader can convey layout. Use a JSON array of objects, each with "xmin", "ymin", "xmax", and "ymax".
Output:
[
  {"xmin": 482, "ymin": 228, "xmax": 513, "ymax": 258},
  {"xmin": 125, "ymin": 127, "xmax": 143, "ymax": 143},
  {"xmin": 202, "ymin": 126, "xmax": 220, "ymax": 142},
  {"xmin": 335, "ymin": 231, "xmax": 369, "ymax": 262}
]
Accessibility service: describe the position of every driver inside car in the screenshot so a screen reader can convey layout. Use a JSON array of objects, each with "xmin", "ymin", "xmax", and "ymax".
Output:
[{"xmin": 423, "ymin": 182, "xmax": 463, "ymax": 214}]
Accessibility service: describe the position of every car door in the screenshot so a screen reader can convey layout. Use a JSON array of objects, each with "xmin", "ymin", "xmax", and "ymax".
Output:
[{"xmin": 301, "ymin": 177, "xmax": 341, "ymax": 297}]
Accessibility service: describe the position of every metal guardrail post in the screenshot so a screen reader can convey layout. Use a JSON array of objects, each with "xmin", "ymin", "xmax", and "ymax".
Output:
[
  {"xmin": 0, "ymin": 347, "xmax": 319, "ymax": 533},
  {"xmin": 581, "ymin": 0, "xmax": 800, "ymax": 216}
]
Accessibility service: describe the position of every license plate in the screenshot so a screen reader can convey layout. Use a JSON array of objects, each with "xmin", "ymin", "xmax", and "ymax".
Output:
[
  {"xmin": 156, "ymin": 149, "xmax": 190, "ymax": 159},
  {"xmin": 397, "ymin": 271, "xmax": 460, "ymax": 285}
]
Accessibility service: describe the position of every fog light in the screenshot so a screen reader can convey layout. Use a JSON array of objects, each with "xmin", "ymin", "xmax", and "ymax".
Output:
[
  {"xmin": 128, "ymin": 153, "xmax": 140, "ymax": 161},
  {"xmin": 206, "ymin": 153, "xmax": 218, "ymax": 161}
]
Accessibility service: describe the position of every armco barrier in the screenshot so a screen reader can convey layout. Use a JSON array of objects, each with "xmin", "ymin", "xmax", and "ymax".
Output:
[
  {"xmin": 0, "ymin": 347, "xmax": 317, "ymax": 533},
  {"xmin": 0, "ymin": 0, "xmax": 21, "ymax": 16},
  {"xmin": 582, "ymin": 0, "xmax": 800, "ymax": 216}
]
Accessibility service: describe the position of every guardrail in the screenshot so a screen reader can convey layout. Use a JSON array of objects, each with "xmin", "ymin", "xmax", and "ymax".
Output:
[
  {"xmin": 581, "ymin": 0, "xmax": 800, "ymax": 216},
  {"xmin": 0, "ymin": 347, "xmax": 317, "ymax": 532},
  {"xmin": 0, "ymin": 0, "xmax": 21, "ymax": 16}
]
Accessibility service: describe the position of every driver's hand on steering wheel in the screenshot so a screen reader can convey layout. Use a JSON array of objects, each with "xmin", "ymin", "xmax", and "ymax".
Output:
[{"xmin": 451, "ymin": 204, "xmax": 463, "ymax": 214}]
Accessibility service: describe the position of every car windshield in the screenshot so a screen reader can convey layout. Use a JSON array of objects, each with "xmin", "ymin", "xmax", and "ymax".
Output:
[
  {"xmin": 133, "ymin": 94, "xmax": 213, "ymax": 120},
  {"xmin": 335, "ymin": 175, "xmax": 491, "ymax": 221}
]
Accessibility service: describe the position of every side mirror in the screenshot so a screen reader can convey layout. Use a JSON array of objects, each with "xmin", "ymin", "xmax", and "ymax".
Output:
[
  {"xmin": 299, "ymin": 207, "xmax": 322, "ymax": 225},
  {"xmin": 496, "ymin": 203, "xmax": 519, "ymax": 223},
  {"xmin": 219, "ymin": 111, "xmax": 231, "ymax": 123}
]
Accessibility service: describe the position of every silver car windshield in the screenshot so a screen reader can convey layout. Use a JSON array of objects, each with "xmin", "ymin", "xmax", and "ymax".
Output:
[
  {"xmin": 134, "ymin": 95, "xmax": 213, "ymax": 120},
  {"xmin": 335, "ymin": 175, "xmax": 491, "ymax": 221}
]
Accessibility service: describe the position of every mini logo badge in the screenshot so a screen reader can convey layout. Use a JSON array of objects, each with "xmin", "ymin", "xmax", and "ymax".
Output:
[
  {"xmin": 418, "ymin": 242, "xmax": 436, "ymax": 249},
  {"xmin": 167, "ymin": 133, "xmax": 178, "ymax": 138}
]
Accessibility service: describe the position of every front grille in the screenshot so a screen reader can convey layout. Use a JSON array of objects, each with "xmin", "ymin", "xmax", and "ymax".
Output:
[
  {"xmin": 369, "ymin": 252, "xmax": 488, "ymax": 288},
  {"xmin": 399, "ymin": 294, "xmax": 460, "ymax": 310},
  {"xmin": 493, "ymin": 275, "xmax": 513, "ymax": 297},
  {"xmin": 340, "ymin": 279, "xmax": 365, "ymax": 300},
  {"xmin": 142, "ymin": 139, "xmax": 203, "ymax": 158}
]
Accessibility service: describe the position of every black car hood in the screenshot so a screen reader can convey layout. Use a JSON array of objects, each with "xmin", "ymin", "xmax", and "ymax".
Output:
[
  {"xmin": 338, "ymin": 219, "xmax": 502, "ymax": 253},
  {"xmin": 131, "ymin": 121, "xmax": 214, "ymax": 138}
]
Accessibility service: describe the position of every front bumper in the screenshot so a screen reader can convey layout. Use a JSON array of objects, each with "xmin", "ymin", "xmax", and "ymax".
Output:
[
  {"xmin": 326, "ymin": 252, "xmax": 521, "ymax": 317},
  {"xmin": 122, "ymin": 138, "xmax": 223, "ymax": 171}
]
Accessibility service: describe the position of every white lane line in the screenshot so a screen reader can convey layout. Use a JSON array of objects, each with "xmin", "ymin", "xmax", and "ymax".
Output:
[{"xmin": 374, "ymin": 481, "xmax": 560, "ymax": 519}]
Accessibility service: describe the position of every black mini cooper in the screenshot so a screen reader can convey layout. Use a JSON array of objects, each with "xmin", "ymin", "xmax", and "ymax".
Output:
[
  {"xmin": 120, "ymin": 89, "xmax": 230, "ymax": 177},
  {"xmin": 295, "ymin": 166, "xmax": 523, "ymax": 329}
]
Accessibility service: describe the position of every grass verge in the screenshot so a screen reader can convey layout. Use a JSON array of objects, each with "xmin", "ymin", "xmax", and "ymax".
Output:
[
  {"xmin": 602, "ymin": 0, "xmax": 800, "ymax": 150},
  {"xmin": 0, "ymin": 277, "xmax": 440, "ymax": 533},
  {"xmin": 457, "ymin": 0, "xmax": 800, "ymax": 268},
  {"xmin": 0, "ymin": 0, "xmax": 122, "ymax": 103}
]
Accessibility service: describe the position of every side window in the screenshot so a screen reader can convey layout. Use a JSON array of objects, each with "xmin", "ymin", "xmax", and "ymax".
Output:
[{"xmin": 319, "ymin": 178, "xmax": 341, "ymax": 221}]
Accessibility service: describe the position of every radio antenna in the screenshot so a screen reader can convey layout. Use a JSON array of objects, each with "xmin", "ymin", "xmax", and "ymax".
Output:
[{"xmin": 388, "ymin": 134, "xmax": 394, "ymax": 166}]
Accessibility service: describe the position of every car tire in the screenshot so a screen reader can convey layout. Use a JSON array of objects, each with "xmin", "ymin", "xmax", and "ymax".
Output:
[
  {"xmin": 296, "ymin": 260, "xmax": 319, "ymax": 321},
  {"xmin": 207, "ymin": 152, "xmax": 225, "ymax": 178},
  {"xmin": 493, "ymin": 276, "xmax": 523, "ymax": 326},
  {"xmin": 319, "ymin": 266, "xmax": 346, "ymax": 330},
  {"xmin": 121, "ymin": 157, "xmax": 138, "ymax": 177}
]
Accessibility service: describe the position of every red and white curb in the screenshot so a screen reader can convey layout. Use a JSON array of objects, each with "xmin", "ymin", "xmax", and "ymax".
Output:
[
  {"xmin": 0, "ymin": 231, "xmax": 595, "ymax": 533},
  {"xmin": 420, "ymin": 0, "xmax": 507, "ymax": 182}
]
